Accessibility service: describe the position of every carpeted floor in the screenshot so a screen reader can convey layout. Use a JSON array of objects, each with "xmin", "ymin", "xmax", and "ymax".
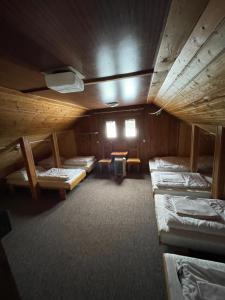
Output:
[{"xmin": 2, "ymin": 175, "xmax": 166, "ymax": 300}]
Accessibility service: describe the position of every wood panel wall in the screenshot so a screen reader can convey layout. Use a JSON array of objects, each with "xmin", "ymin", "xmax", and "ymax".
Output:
[
  {"xmin": 74, "ymin": 105, "xmax": 187, "ymax": 170},
  {"xmin": 0, "ymin": 87, "xmax": 86, "ymax": 178},
  {"xmin": 149, "ymin": 0, "xmax": 225, "ymax": 132}
]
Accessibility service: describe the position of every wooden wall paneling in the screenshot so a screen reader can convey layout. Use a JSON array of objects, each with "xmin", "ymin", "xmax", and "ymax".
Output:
[
  {"xmin": 57, "ymin": 130, "xmax": 77, "ymax": 159},
  {"xmin": 212, "ymin": 126, "xmax": 225, "ymax": 199},
  {"xmin": 151, "ymin": 0, "xmax": 225, "ymax": 129},
  {"xmin": 50, "ymin": 133, "xmax": 61, "ymax": 167},
  {"xmin": 177, "ymin": 122, "xmax": 191, "ymax": 156},
  {"xmin": 19, "ymin": 136, "xmax": 39, "ymax": 200},
  {"xmin": 148, "ymin": 0, "xmax": 208, "ymax": 101},
  {"xmin": 50, "ymin": 132, "xmax": 66, "ymax": 200},
  {"xmin": 0, "ymin": 87, "xmax": 86, "ymax": 178},
  {"xmin": 74, "ymin": 105, "xmax": 185, "ymax": 171},
  {"xmin": 190, "ymin": 125, "xmax": 200, "ymax": 172}
]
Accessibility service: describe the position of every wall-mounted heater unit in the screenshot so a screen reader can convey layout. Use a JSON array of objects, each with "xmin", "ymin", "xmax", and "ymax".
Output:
[
  {"xmin": 44, "ymin": 66, "xmax": 84, "ymax": 93},
  {"xmin": 114, "ymin": 158, "xmax": 126, "ymax": 177}
]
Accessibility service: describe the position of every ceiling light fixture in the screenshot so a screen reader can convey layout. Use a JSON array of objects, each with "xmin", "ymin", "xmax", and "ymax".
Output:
[{"xmin": 105, "ymin": 101, "xmax": 119, "ymax": 107}]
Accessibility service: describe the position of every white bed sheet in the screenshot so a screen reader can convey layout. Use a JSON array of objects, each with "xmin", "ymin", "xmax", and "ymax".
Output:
[
  {"xmin": 164, "ymin": 253, "xmax": 225, "ymax": 300},
  {"xmin": 63, "ymin": 156, "xmax": 95, "ymax": 166},
  {"xmin": 62, "ymin": 160, "xmax": 95, "ymax": 173},
  {"xmin": 7, "ymin": 168, "xmax": 86, "ymax": 190},
  {"xmin": 151, "ymin": 171, "xmax": 211, "ymax": 198},
  {"xmin": 155, "ymin": 194, "xmax": 225, "ymax": 254},
  {"xmin": 149, "ymin": 156, "xmax": 190, "ymax": 172}
]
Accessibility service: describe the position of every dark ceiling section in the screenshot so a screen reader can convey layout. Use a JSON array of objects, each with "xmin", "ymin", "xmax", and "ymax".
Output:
[{"xmin": 0, "ymin": 0, "xmax": 171, "ymax": 108}]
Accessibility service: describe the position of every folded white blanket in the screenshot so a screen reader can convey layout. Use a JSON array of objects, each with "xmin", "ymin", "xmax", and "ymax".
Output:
[
  {"xmin": 64, "ymin": 156, "xmax": 95, "ymax": 166},
  {"xmin": 155, "ymin": 156, "xmax": 189, "ymax": 171},
  {"xmin": 152, "ymin": 172, "xmax": 210, "ymax": 189},
  {"xmin": 177, "ymin": 261, "xmax": 225, "ymax": 300},
  {"xmin": 172, "ymin": 198, "xmax": 221, "ymax": 221}
]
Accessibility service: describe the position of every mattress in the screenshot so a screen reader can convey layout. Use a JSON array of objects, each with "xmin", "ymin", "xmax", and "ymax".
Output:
[
  {"xmin": 149, "ymin": 155, "xmax": 213, "ymax": 173},
  {"xmin": 163, "ymin": 253, "xmax": 225, "ymax": 300},
  {"xmin": 149, "ymin": 156, "xmax": 190, "ymax": 172},
  {"xmin": 155, "ymin": 194, "xmax": 225, "ymax": 254},
  {"xmin": 63, "ymin": 160, "xmax": 96, "ymax": 173},
  {"xmin": 63, "ymin": 156, "xmax": 95, "ymax": 166},
  {"xmin": 7, "ymin": 168, "xmax": 86, "ymax": 190},
  {"xmin": 151, "ymin": 171, "xmax": 211, "ymax": 198},
  {"xmin": 38, "ymin": 156, "xmax": 65, "ymax": 169}
]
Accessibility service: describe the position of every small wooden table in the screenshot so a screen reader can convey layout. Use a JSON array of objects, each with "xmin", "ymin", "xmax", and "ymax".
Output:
[{"xmin": 111, "ymin": 151, "xmax": 128, "ymax": 158}]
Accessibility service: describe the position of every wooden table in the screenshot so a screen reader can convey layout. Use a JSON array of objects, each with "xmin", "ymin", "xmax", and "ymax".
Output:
[{"xmin": 111, "ymin": 151, "xmax": 128, "ymax": 157}]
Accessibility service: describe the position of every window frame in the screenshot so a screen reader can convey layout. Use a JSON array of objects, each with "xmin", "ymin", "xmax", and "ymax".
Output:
[
  {"xmin": 105, "ymin": 120, "xmax": 117, "ymax": 139},
  {"xmin": 124, "ymin": 118, "xmax": 137, "ymax": 138}
]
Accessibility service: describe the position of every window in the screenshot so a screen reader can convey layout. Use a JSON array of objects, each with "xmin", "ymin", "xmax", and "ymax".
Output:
[
  {"xmin": 125, "ymin": 119, "xmax": 136, "ymax": 137},
  {"xmin": 106, "ymin": 121, "xmax": 117, "ymax": 138}
]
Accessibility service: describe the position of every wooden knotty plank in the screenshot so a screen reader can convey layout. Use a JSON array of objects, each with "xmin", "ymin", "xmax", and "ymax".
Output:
[
  {"xmin": 50, "ymin": 132, "xmax": 61, "ymax": 168},
  {"xmin": 212, "ymin": 126, "xmax": 225, "ymax": 199},
  {"xmin": 50, "ymin": 132, "xmax": 66, "ymax": 200},
  {"xmin": 148, "ymin": 0, "xmax": 208, "ymax": 102},
  {"xmin": 190, "ymin": 125, "xmax": 200, "ymax": 172},
  {"xmin": 19, "ymin": 136, "xmax": 39, "ymax": 200}
]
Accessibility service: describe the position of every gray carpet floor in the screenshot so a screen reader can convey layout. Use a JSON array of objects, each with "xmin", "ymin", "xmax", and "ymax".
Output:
[{"xmin": 2, "ymin": 175, "xmax": 166, "ymax": 300}]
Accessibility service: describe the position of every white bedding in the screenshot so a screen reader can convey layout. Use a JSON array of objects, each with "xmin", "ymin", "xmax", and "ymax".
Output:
[
  {"xmin": 38, "ymin": 156, "xmax": 65, "ymax": 168},
  {"xmin": 37, "ymin": 168, "xmax": 79, "ymax": 182},
  {"xmin": 63, "ymin": 156, "xmax": 95, "ymax": 166},
  {"xmin": 151, "ymin": 171, "xmax": 211, "ymax": 190},
  {"xmin": 149, "ymin": 155, "xmax": 213, "ymax": 173},
  {"xmin": 151, "ymin": 156, "xmax": 190, "ymax": 172},
  {"xmin": 155, "ymin": 194, "xmax": 225, "ymax": 237},
  {"xmin": 164, "ymin": 254, "xmax": 225, "ymax": 300}
]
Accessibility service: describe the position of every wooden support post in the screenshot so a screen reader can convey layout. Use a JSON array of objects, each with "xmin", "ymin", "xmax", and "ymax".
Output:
[
  {"xmin": 19, "ymin": 137, "xmax": 39, "ymax": 200},
  {"xmin": 50, "ymin": 132, "xmax": 61, "ymax": 167},
  {"xmin": 190, "ymin": 125, "xmax": 200, "ymax": 172},
  {"xmin": 212, "ymin": 126, "xmax": 225, "ymax": 199},
  {"xmin": 50, "ymin": 132, "xmax": 65, "ymax": 200}
]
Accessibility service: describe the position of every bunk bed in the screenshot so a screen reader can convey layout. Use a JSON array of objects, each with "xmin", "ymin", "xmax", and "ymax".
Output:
[
  {"xmin": 6, "ymin": 167, "xmax": 86, "ymax": 191},
  {"xmin": 154, "ymin": 194, "xmax": 225, "ymax": 254},
  {"xmin": 149, "ymin": 155, "xmax": 213, "ymax": 173},
  {"xmin": 151, "ymin": 171, "xmax": 212, "ymax": 198},
  {"xmin": 163, "ymin": 253, "xmax": 225, "ymax": 300},
  {"xmin": 38, "ymin": 156, "xmax": 96, "ymax": 173}
]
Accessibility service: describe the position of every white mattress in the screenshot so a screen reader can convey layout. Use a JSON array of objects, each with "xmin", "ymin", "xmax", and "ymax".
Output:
[
  {"xmin": 38, "ymin": 156, "xmax": 65, "ymax": 168},
  {"xmin": 63, "ymin": 156, "xmax": 95, "ymax": 166},
  {"xmin": 149, "ymin": 155, "xmax": 213, "ymax": 173},
  {"xmin": 149, "ymin": 156, "xmax": 190, "ymax": 172},
  {"xmin": 155, "ymin": 194, "xmax": 225, "ymax": 254},
  {"xmin": 164, "ymin": 253, "xmax": 225, "ymax": 300},
  {"xmin": 62, "ymin": 160, "xmax": 96, "ymax": 173},
  {"xmin": 151, "ymin": 171, "xmax": 211, "ymax": 198},
  {"xmin": 7, "ymin": 168, "xmax": 86, "ymax": 190}
]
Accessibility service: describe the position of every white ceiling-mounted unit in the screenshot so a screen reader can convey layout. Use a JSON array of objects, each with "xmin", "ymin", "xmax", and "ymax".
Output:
[{"xmin": 44, "ymin": 66, "xmax": 84, "ymax": 93}]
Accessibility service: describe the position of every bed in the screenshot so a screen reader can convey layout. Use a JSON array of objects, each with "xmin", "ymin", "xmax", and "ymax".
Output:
[
  {"xmin": 63, "ymin": 156, "xmax": 96, "ymax": 173},
  {"xmin": 38, "ymin": 156, "xmax": 96, "ymax": 173},
  {"xmin": 149, "ymin": 155, "xmax": 213, "ymax": 173},
  {"xmin": 6, "ymin": 167, "xmax": 86, "ymax": 190},
  {"xmin": 163, "ymin": 253, "xmax": 225, "ymax": 300},
  {"xmin": 154, "ymin": 194, "xmax": 225, "ymax": 254},
  {"xmin": 151, "ymin": 171, "xmax": 212, "ymax": 198}
]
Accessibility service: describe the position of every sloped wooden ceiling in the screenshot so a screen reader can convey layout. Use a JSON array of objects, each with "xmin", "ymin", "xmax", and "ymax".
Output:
[
  {"xmin": 148, "ymin": 0, "xmax": 225, "ymax": 134},
  {"xmin": 0, "ymin": 0, "xmax": 171, "ymax": 109}
]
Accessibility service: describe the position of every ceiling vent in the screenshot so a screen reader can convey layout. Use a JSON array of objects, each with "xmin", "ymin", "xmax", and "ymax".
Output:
[
  {"xmin": 106, "ymin": 101, "xmax": 119, "ymax": 107},
  {"xmin": 44, "ymin": 67, "xmax": 84, "ymax": 93}
]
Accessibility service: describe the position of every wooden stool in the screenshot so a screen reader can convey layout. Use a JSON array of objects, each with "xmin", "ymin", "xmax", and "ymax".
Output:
[
  {"xmin": 127, "ymin": 158, "xmax": 141, "ymax": 173},
  {"xmin": 98, "ymin": 159, "xmax": 112, "ymax": 174}
]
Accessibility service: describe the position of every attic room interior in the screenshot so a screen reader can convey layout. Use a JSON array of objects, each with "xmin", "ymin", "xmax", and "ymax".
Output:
[{"xmin": 0, "ymin": 0, "xmax": 225, "ymax": 299}]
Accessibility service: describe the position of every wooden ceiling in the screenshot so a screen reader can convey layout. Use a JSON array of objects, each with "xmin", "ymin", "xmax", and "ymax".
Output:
[
  {"xmin": 0, "ymin": 0, "xmax": 170, "ymax": 109},
  {"xmin": 148, "ymin": 0, "xmax": 225, "ymax": 133}
]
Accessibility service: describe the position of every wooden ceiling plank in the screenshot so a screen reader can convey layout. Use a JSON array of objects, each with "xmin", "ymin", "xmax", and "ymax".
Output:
[
  {"xmin": 156, "ymin": 0, "xmax": 225, "ymax": 101},
  {"xmin": 148, "ymin": 0, "xmax": 209, "ymax": 102}
]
